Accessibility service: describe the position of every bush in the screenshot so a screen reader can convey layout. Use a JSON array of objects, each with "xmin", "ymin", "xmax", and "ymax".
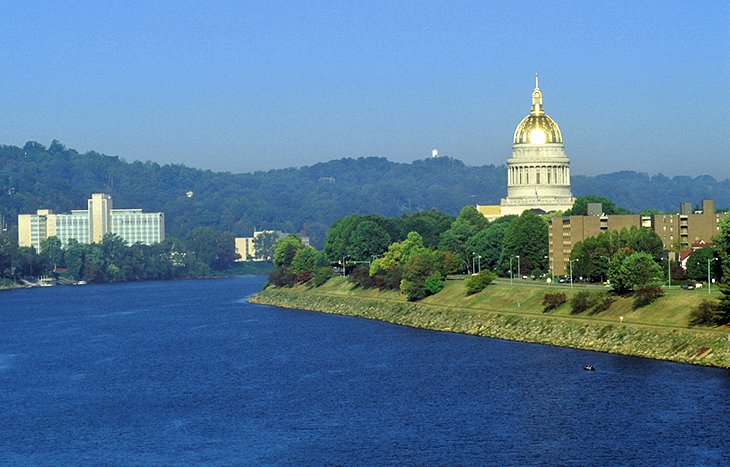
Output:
[
  {"xmin": 349, "ymin": 266, "xmax": 377, "ymax": 289},
  {"xmin": 464, "ymin": 270, "xmax": 496, "ymax": 295},
  {"xmin": 543, "ymin": 293, "xmax": 567, "ymax": 312},
  {"xmin": 689, "ymin": 300, "xmax": 722, "ymax": 327},
  {"xmin": 424, "ymin": 272, "xmax": 445, "ymax": 295},
  {"xmin": 591, "ymin": 293, "xmax": 615, "ymax": 314},
  {"xmin": 312, "ymin": 267, "xmax": 333, "ymax": 287},
  {"xmin": 570, "ymin": 291, "xmax": 591, "ymax": 314},
  {"xmin": 267, "ymin": 267, "xmax": 297, "ymax": 288},
  {"xmin": 633, "ymin": 285, "xmax": 664, "ymax": 309}
]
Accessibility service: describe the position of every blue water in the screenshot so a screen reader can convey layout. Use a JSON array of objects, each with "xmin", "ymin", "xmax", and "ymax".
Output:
[{"xmin": 1, "ymin": 276, "xmax": 729, "ymax": 465}]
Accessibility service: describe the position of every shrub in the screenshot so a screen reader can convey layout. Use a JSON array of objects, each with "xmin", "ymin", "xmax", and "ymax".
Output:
[
  {"xmin": 312, "ymin": 267, "xmax": 333, "ymax": 287},
  {"xmin": 570, "ymin": 291, "xmax": 591, "ymax": 314},
  {"xmin": 349, "ymin": 266, "xmax": 377, "ymax": 289},
  {"xmin": 267, "ymin": 267, "xmax": 297, "ymax": 288},
  {"xmin": 424, "ymin": 272, "xmax": 445, "ymax": 295},
  {"xmin": 296, "ymin": 270, "xmax": 313, "ymax": 284},
  {"xmin": 464, "ymin": 270, "xmax": 496, "ymax": 295},
  {"xmin": 689, "ymin": 300, "xmax": 722, "ymax": 327},
  {"xmin": 633, "ymin": 285, "xmax": 664, "ymax": 309},
  {"xmin": 543, "ymin": 293, "xmax": 567, "ymax": 312},
  {"xmin": 592, "ymin": 293, "xmax": 615, "ymax": 313}
]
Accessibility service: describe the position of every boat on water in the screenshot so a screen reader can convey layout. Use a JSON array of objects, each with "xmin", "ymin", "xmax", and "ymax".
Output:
[
  {"xmin": 583, "ymin": 365, "xmax": 596, "ymax": 372},
  {"xmin": 75, "ymin": 280, "xmax": 87, "ymax": 286}
]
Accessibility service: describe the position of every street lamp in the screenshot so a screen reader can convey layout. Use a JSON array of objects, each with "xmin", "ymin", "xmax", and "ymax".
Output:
[
  {"xmin": 478, "ymin": 255, "xmax": 482, "ymax": 273},
  {"xmin": 342, "ymin": 255, "xmax": 349, "ymax": 277},
  {"xmin": 510, "ymin": 255, "xmax": 520, "ymax": 285},
  {"xmin": 569, "ymin": 258, "xmax": 579, "ymax": 289},
  {"xmin": 708, "ymin": 257, "xmax": 718, "ymax": 294},
  {"xmin": 544, "ymin": 255, "xmax": 554, "ymax": 284},
  {"xmin": 662, "ymin": 256, "xmax": 672, "ymax": 289},
  {"xmin": 472, "ymin": 252, "xmax": 476, "ymax": 275}
]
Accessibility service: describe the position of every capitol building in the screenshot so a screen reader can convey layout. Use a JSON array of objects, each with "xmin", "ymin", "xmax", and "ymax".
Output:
[{"xmin": 478, "ymin": 74, "xmax": 574, "ymax": 220}]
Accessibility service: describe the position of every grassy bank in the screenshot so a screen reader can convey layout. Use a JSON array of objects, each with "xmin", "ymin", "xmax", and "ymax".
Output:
[{"xmin": 249, "ymin": 278, "xmax": 730, "ymax": 368}]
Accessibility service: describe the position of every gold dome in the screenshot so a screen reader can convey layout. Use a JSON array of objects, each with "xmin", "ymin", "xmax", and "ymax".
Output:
[{"xmin": 513, "ymin": 74, "xmax": 563, "ymax": 145}]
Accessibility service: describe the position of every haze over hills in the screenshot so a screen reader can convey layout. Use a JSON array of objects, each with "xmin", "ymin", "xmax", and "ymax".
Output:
[{"xmin": 1, "ymin": 141, "xmax": 729, "ymax": 247}]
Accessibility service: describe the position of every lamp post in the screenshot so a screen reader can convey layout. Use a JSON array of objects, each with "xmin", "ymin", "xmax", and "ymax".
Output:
[
  {"xmin": 544, "ymin": 255, "xmax": 554, "ymax": 284},
  {"xmin": 510, "ymin": 255, "xmax": 519, "ymax": 285},
  {"xmin": 569, "ymin": 258, "xmax": 579, "ymax": 289},
  {"xmin": 517, "ymin": 255, "xmax": 521, "ymax": 281},
  {"xmin": 472, "ymin": 253, "xmax": 476, "ymax": 274},
  {"xmin": 478, "ymin": 255, "xmax": 482, "ymax": 273},
  {"xmin": 708, "ymin": 257, "xmax": 718, "ymax": 294},
  {"xmin": 342, "ymin": 255, "xmax": 348, "ymax": 277},
  {"xmin": 663, "ymin": 256, "xmax": 671, "ymax": 289}
]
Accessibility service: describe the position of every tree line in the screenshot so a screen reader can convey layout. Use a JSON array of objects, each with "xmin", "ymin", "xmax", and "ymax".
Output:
[
  {"xmin": 266, "ymin": 201, "xmax": 730, "ymax": 325},
  {"xmin": 0, "ymin": 227, "xmax": 238, "ymax": 284},
  {"xmin": 2, "ymin": 141, "xmax": 729, "ymax": 250}
]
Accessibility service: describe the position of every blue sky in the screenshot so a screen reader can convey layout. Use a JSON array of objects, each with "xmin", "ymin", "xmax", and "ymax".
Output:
[{"xmin": 1, "ymin": 1, "xmax": 728, "ymax": 177}]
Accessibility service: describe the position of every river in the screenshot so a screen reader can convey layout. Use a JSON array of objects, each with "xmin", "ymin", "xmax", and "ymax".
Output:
[{"xmin": 1, "ymin": 276, "xmax": 728, "ymax": 465}]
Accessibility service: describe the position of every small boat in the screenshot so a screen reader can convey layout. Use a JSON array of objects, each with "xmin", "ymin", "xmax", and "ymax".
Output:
[
  {"xmin": 583, "ymin": 365, "xmax": 595, "ymax": 371},
  {"xmin": 75, "ymin": 280, "xmax": 87, "ymax": 286}
]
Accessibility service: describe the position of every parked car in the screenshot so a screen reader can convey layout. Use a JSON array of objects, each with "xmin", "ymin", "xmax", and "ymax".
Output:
[{"xmin": 682, "ymin": 284, "xmax": 695, "ymax": 290}]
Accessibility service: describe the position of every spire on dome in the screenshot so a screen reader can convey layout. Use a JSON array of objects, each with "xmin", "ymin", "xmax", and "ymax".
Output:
[{"xmin": 531, "ymin": 72, "xmax": 543, "ymax": 116}]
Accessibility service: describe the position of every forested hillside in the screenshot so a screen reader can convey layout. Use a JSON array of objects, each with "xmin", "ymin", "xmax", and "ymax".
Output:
[{"xmin": 1, "ymin": 141, "xmax": 729, "ymax": 247}]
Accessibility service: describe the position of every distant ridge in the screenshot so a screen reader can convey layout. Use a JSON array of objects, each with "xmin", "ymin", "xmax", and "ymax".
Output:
[{"xmin": 1, "ymin": 141, "xmax": 728, "ymax": 247}]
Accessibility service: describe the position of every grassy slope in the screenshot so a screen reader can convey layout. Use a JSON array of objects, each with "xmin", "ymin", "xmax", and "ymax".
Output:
[{"xmin": 250, "ymin": 277, "xmax": 730, "ymax": 367}]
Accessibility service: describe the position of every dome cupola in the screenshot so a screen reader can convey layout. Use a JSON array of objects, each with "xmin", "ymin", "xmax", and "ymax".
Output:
[{"xmin": 513, "ymin": 73, "xmax": 563, "ymax": 145}]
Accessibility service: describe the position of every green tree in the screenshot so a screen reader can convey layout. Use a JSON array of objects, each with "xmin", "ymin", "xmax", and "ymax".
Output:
[
  {"xmin": 685, "ymin": 247, "xmax": 721, "ymax": 282},
  {"xmin": 439, "ymin": 206, "xmax": 489, "ymax": 273},
  {"xmin": 502, "ymin": 210, "xmax": 547, "ymax": 276},
  {"xmin": 400, "ymin": 249, "xmax": 444, "ymax": 301},
  {"xmin": 39, "ymin": 236, "xmax": 64, "ymax": 271},
  {"xmin": 347, "ymin": 220, "xmax": 391, "ymax": 260},
  {"xmin": 290, "ymin": 246, "xmax": 320, "ymax": 276},
  {"xmin": 609, "ymin": 252, "xmax": 663, "ymax": 293},
  {"xmin": 400, "ymin": 209, "xmax": 454, "ymax": 249},
  {"xmin": 252, "ymin": 232, "xmax": 279, "ymax": 261},
  {"xmin": 567, "ymin": 196, "xmax": 631, "ymax": 215},
  {"xmin": 185, "ymin": 227, "xmax": 237, "ymax": 271},
  {"xmin": 0, "ymin": 231, "xmax": 18, "ymax": 277},
  {"xmin": 273, "ymin": 235, "xmax": 305, "ymax": 267}
]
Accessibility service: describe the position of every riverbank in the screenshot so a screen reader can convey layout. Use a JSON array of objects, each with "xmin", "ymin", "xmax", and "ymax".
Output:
[{"xmin": 249, "ymin": 278, "xmax": 730, "ymax": 368}]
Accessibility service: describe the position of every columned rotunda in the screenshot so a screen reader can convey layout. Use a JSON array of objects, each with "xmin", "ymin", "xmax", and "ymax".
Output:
[{"xmin": 478, "ymin": 74, "xmax": 574, "ymax": 219}]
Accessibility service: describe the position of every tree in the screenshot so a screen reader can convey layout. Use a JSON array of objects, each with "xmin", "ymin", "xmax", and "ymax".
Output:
[
  {"xmin": 715, "ymin": 216, "xmax": 730, "ymax": 323},
  {"xmin": 273, "ymin": 235, "xmax": 305, "ymax": 267},
  {"xmin": 290, "ymin": 247, "xmax": 321, "ymax": 276},
  {"xmin": 567, "ymin": 196, "xmax": 631, "ymax": 215},
  {"xmin": 685, "ymin": 247, "xmax": 721, "ymax": 282},
  {"xmin": 400, "ymin": 249, "xmax": 444, "ymax": 301},
  {"xmin": 400, "ymin": 209, "xmax": 454, "ymax": 249},
  {"xmin": 347, "ymin": 220, "xmax": 391, "ymax": 260},
  {"xmin": 502, "ymin": 210, "xmax": 548, "ymax": 276},
  {"xmin": 0, "ymin": 231, "xmax": 18, "ymax": 277},
  {"xmin": 252, "ymin": 232, "xmax": 279, "ymax": 261},
  {"xmin": 39, "ymin": 236, "xmax": 64, "ymax": 271},
  {"xmin": 609, "ymin": 252, "xmax": 663, "ymax": 293},
  {"xmin": 439, "ymin": 206, "xmax": 489, "ymax": 274},
  {"xmin": 185, "ymin": 227, "xmax": 237, "ymax": 271}
]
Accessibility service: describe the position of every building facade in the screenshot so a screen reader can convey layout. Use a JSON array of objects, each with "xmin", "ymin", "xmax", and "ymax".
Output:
[
  {"xmin": 548, "ymin": 200, "xmax": 726, "ymax": 276},
  {"xmin": 18, "ymin": 193, "xmax": 164, "ymax": 250},
  {"xmin": 478, "ymin": 74, "xmax": 574, "ymax": 220}
]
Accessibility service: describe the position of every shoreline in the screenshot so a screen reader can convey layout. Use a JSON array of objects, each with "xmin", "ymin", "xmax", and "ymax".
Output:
[{"xmin": 249, "ymin": 285, "xmax": 730, "ymax": 369}]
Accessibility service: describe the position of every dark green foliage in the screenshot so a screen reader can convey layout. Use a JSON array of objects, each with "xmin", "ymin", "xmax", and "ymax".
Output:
[
  {"xmin": 571, "ymin": 291, "xmax": 592, "ymax": 314},
  {"xmin": 439, "ymin": 206, "xmax": 490, "ymax": 274},
  {"xmin": 267, "ymin": 267, "xmax": 297, "ymax": 288},
  {"xmin": 502, "ymin": 210, "xmax": 548, "ymax": 276},
  {"xmin": 423, "ymin": 272, "xmax": 445, "ymax": 295},
  {"xmin": 185, "ymin": 227, "xmax": 238, "ymax": 271},
  {"xmin": 400, "ymin": 250, "xmax": 445, "ymax": 301},
  {"xmin": 464, "ymin": 270, "xmax": 496, "ymax": 295},
  {"xmin": 312, "ymin": 266, "xmax": 333, "ymax": 287},
  {"xmin": 2, "ymin": 142, "xmax": 730, "ymax": 253},
  {"xmin": 633, "ymin": 286, "xmax": 664, "ymax": 309},
  {"xmin": 543, "ymin": 293, "xmax": 567, "ymax": 312},
  {"xmin": 591, "ymin": 294, "xmax": 615, "ymax": 313},
  {"xmin": 273, "ymin": 235, "xmax": 304, "ymax": 267},
  {"xmin": 688, "ymin": 300, "xmax": 723, "ymax": 327},
  {"xmin": 251, "ymin": 232, "xmax": 278, "ymax": 261},
  {"xmin": 567, "ymin": 196, "xmax": 632, "ymax": 215},
  {"xmin": 349, "ymin": 266, "xmax": 378, "ymax": 289},
  {"xmin": 609, "ymin": 252, "xmax": 663, "ymax": 293},
  {"xmin": 685, "ymin": 248, "xmax": 721, "ymax": 281}
]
